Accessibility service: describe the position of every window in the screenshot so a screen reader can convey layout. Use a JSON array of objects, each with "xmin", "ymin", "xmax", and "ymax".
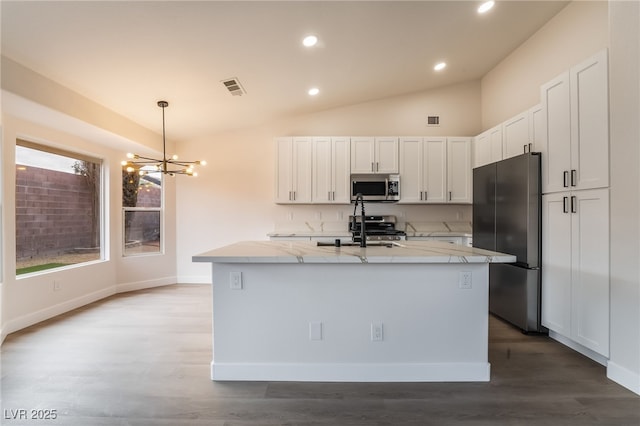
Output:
[
  {"xmin": 15, "ymin": 140, "xmax": 103, "ymax": 275},
  {"xmin": 122, "ymin": 167, "xmax": 162, "ymax": 256}
]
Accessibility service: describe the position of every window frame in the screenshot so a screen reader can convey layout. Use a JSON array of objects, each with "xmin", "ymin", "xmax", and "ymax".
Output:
[
  {"xmin": 15, "ymin": 139, "xmax": 106, "ymax": 277},
  {"xmin": 122, "ymin": 171, "xmax": 164, "ymax": 257}
]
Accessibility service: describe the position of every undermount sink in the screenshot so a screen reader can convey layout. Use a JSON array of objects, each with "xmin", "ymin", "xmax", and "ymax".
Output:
[{"xmin": 316, "ymin": 241, "xmax": 402, "ymax": 248}]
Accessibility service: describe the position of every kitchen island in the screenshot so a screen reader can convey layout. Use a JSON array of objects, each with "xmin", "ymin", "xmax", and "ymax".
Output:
[{"xmin": 193, "ymin": 240, "xmax": 515, "ymax": 382}]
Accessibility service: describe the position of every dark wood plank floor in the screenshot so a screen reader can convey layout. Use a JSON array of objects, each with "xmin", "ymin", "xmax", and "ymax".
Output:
[{"xmin": 1, "ymin": 284, "xmax": 638, "ymax": 425}]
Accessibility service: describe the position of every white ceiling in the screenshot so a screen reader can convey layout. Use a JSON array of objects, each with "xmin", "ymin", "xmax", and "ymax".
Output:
[{"xmin": 1, "ymin": 1, "xmax": 568, "ymax": 141}]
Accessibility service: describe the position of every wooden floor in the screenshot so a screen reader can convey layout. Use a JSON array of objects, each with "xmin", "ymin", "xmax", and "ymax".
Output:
[{"xmin": 1, "ymin": 284, "xmax": 638, "ymax": 426}]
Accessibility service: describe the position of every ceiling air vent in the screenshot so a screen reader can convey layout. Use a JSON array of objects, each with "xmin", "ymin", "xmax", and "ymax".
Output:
[
  {"xmin": 427, "ymin": 115, "xmax": 440, "ymax": 127},
  {"xmin": 221, "ymin": 77, "xmax": 246, "ymax": 96}
]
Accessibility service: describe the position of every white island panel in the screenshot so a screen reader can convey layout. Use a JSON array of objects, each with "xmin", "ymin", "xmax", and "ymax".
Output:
[{"xmin": 194, "ymin": 241, "xmax": 515, "ymax": 382}]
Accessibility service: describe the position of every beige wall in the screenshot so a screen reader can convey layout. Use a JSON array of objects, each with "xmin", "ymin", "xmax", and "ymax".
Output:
[{"xmin": 481, "ymin": 1, "xmax": 608, "ymax": 130}]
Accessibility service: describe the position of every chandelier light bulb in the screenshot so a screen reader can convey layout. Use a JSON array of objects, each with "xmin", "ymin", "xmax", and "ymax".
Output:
[
  {"xmin": 126, "ymin": 153, "xmax": 135, "ymax": 159},
  {"xmin": 172, "ymin": 154, "xmax": 179, "ymax": 160},
  {"xmin": 199, "ymin": 160, "xmax": 207, "ymax": 166}
]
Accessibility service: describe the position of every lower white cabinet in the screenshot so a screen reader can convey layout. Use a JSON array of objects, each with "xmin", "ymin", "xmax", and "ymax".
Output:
[{"xmin": 542, "ymin": 188, "xmax": 609, "ymax": 357}]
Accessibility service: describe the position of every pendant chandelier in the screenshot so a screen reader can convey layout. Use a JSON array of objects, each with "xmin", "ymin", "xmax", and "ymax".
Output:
[{"xmin": 122, "ymin": 101, "xmax": 206, "ymax": 176}]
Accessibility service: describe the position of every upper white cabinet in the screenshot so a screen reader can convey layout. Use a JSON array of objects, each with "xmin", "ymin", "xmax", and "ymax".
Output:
[
  {"xmin": 399, "ymin": 137, "xmax": 447, "ymax": 203},
  {"xmin": 350, "ymin": 136, "xmax": 399, "ymax": 174},
  {"xmin": 312, "ymin": 137, "xmax": 351, "ymax": 203},
  {"xmin": 503, "ymin": 111, "xmax": 530, "ymax": 159},
  {"xmin": 275, "ymin": 137, "xmax": 313, "ymax": 203},
  {"xmin": 447, "ymin": 137, "xmax": 473, "ymax": 203},
  {"xmin": 474, "ymin": 125, "xmax": 502, "ymax": 168},
  {"xmin": 539, "ymin": 49, "xmax": 609, "ymax": 194},
  {"xmin": 542, "ymin": 188, "xmax": 610, "ymax": 357}
]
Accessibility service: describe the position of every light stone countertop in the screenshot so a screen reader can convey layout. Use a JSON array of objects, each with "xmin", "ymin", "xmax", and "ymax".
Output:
[{"xmin": 193, "ymin": 240, "xmax": 515, "ymax": 264}]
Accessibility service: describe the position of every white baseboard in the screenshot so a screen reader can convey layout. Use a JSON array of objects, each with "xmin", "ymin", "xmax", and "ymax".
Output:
[
  {"xmin": 548, "ymin": 330, "xmax": 609, "ymax": 366},
  {"xmin": 211, "ymin": 361, "xmax": 491, "ymax": 382},
  {"xmin": 115, "ymin": 276, "xmax": 177, "ymax": 293},
  {"xmin": 2, "ymin": 286, "xmax": 117, "ymax": 338},
  {"xmin": 607, "ymin": 361, "xmax": 640, "ymax": 396}
]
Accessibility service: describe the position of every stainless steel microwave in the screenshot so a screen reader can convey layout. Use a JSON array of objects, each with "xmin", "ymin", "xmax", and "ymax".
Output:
[{"xmin": 350, "ymin": 174, "xmax": 400, "ymax": 202}]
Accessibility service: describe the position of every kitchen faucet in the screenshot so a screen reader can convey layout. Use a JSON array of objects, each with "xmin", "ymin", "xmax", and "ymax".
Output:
[{"xmin": 352, "ymin": 193, "xmax": 366, "ymax": 247}]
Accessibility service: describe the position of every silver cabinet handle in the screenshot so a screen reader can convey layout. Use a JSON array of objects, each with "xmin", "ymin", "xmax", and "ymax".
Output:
[
  {"xmin": 563, "ymin": 196, "xmax": 569, "ymax": 213},
  {"xmin": 523, "ymin": 144, "xmax": 527, "ymax": 154},
  {"xmin": 571, "ymin": 195, "xmax": 577, "ymax": 213},
  {"xmin": 376, "ymin": 162, "xmax": 379, "ymax": 172},
  {"xmin": 571, "ymin": 169, "xmax": 577, "ymax": 187},
  {"xmin": 420, "ymin": 191, "xmax": 423, "ymax": 200},
  {"xmin": 371, "ymin": 162, "xmax": 375, "ymax": 172},
  {"xmin": 425, "ymin": 191, "xmax": 428, "ymax": 201},
  {"xmin": 563, "ymin": 171, "xmax": 569, "ymax": 188},
  {"xmin": 449, "ymin": 191, "xmax": 452, "ymax": 201}
]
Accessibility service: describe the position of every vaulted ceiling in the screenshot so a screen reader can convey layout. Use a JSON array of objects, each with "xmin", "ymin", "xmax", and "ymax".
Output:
[{"xmin": 2, "ymin": 1, "xmax": 568, "ymax": 140}]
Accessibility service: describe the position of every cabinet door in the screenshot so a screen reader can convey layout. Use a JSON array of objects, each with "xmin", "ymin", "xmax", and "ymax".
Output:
[
  {"xmin": 570, "ymin": 188, "xmax": 609, "ymax": 356},
  {"xmin": 446, "ymin": 137, "xmax": 471, "ymax": 203},
  {"xmin": 424, "ymin": 138, "xmax": 447, "ymax": 203},
  {"xmin": 540, "ymin": 71, "xmax": 571, "ymax": 194},
  {"xmin": 275, "ymin": 137, "xmax": 293, "ymax": 203},
  {"xmin": 291, "ymin": 137, "xmax": 313, "ymax": 203},
  {"xmin": 489, "ymin": 126, "xmax": 503, "ymax": 163},
  {"xmin": 399, "ymin": 137, "xmax": 424, "ymax": 203},
  {"xmin": 312, "ymin": 137, "xmax": 332, "ymax": 203},
  {"xmin": 331, "ymin": 137, "xmax": 351, "ymax": 203},
  {"xmin": 350, "ymin": 137, "xmax": 375, "ymax": 173},
  {"xmin": 570, "ymin": 50, "xmax": 609, "ymax": 191},
  {"xmin": 503, "ymin": 112, "xmax": 529, "ymax": 159},
  {"xmin": 541, "ymin": 192, "xmax": 572, "ymax": 336},
  {"xmin": 529, "ymin": 104, "xmax": 544, "ymax": 153},
  {"xmin": 375, "ymin": 137, "xmax": 399, "ymax": 173},
  {"xmin": 474, "ymin": 131, "xmax": 491, "ymax": 168}
]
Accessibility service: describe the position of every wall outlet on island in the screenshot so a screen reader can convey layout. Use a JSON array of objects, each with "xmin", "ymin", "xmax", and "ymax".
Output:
[
  {"xmin": 459, "ymin": 271, "xmax": 472, "ymax": 289},
  {"xmin": 230, "ymin": 272, "xmax": 243, "ymax": 290},
  {"xmin": 371, "ymin": 322, "xmax": 384, "ymax": 341}
]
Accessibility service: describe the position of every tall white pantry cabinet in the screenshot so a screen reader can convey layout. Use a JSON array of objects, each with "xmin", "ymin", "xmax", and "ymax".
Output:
[{"xmin": 540, "ymin": 49, "xmax": 610, "ymax": 358}]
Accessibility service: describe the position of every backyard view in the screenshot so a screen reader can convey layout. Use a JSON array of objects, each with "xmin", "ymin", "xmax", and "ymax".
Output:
[{"xmin": 15, "ymin": 142, "xmax": 103, "ymax": 275}]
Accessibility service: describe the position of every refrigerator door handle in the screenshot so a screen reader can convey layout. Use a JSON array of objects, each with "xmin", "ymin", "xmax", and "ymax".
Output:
[{"xmin": 563, "ymin": 196, "xmax": 569, "ymax": 213}]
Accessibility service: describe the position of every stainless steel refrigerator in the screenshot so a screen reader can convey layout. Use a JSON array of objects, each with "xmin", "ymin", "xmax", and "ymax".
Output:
[{"xmin": 472, "ymin": 152, "xmax": 546, "ymax": 333}]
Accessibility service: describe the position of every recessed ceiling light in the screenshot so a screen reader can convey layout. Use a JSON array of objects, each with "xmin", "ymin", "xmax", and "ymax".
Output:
[
  {"xmin": 478, "ymin": 1, "xmax": 495, "ymax": 14},
  {"xmin": 308, "ymin": 87, "xmax": 320, "ymax": 96},
  {"xmin": 434, "ymin": 62, "xmax": 447, "ymax": 71},
  {"xmin": 303, "ymin": 35, "xmax": 318, "ymax": 47}
]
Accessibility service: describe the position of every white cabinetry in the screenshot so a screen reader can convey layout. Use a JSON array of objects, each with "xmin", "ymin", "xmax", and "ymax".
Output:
[
  {"xmin": 399, "ymin": 137, "xmax": 446, "ymax": 203},
  {"xmin": 275, "ymin": 137, "xmax": 312, "ymax": 204},
  {"xmin": 447, "ymin": 137, "xmax": 472, "ymax": 203},
  {"xmin": 312, "ymin": 137, "xmax": 350, "ymax": 203},
  {"xmin": 474, "ymin": 125, "xmax": 502, "ymax": 167},
  {"xmin": 503, "ymin": 112, "xmax": 530, "ymax": 159},
  {"xmin": 540, "ymin": 49, "xmax": 609, "ymax": 194},
  {"xmin": 350, "ymin": 136, "xmax": 399, "ymax": 174},
  {"xmin": 542, "ymin": 188, "xmax": 609, "ymax": 357},
  {"xmin": 400, "ymin": 137, "xmax": 471, "ymax": 204}
]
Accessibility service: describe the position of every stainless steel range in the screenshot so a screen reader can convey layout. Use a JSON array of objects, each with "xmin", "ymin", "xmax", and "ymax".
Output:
[{"xmin": 349, "ymin": 215, "xmax": 406, "ymax": 242}]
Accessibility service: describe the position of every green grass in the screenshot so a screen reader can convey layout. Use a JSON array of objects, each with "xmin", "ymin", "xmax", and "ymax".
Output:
[{"xmin": 16, "ymin": 263, "xmax": 69, "ymax": 275}]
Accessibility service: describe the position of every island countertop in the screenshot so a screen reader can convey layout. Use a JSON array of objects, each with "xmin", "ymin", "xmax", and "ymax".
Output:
[{"xmin": 193, "ymin": 240, "xmax": 515, "ymax": 264}]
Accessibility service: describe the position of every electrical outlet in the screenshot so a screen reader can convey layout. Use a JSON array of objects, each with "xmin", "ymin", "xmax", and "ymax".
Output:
[
  {"xmin": 309, "ymin": 322, "xmax": 322, "ymax": 341},
  {"xmin": 371, "ymin": 322, "xmax": 384, "ymax": 341},
  {"xmin": 53, "ymin": 280, "xmax": 61, "ymax": 291},
  {"xmin": 459, "ymin": 271, "xmax": 472, "ymax": 289},
  {"xmin": 230, "ymin": 272, "xmax": 243, "ymax": 290}
]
